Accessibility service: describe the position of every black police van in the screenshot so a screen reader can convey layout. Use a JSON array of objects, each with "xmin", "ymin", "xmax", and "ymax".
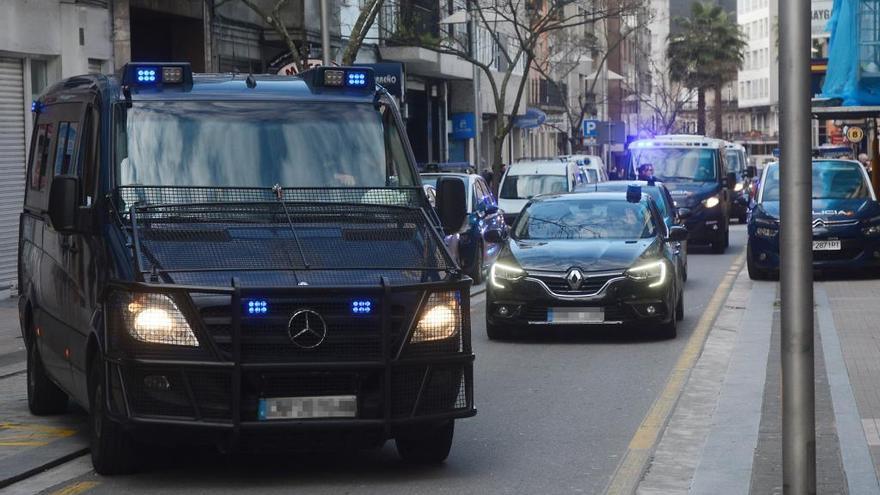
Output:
[{"xmin": 19, "ymin": 63, "xmax": 475, "ymax": 474}]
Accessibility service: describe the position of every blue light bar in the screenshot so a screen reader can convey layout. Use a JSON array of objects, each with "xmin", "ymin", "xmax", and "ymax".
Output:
[
  {"xmin": 247, "ymin": 300, "xmax": 268, "ymax": 315},
  {"xmin": 136, "ymin": 67, "xmax": 158, "ymax": 83},
  {"xmin": 31, "ymin": 101, "xmax": 42, "ymax": 113},
  {"xmin": 351, "ymin": 300, "xmax": 373, "ymax": 314},
  {"xmin": 123, "ymin": 62, "xmax": 193, "ymax": 89},
  {"xmin": 346, "ymin": 71, "xmax": 368, "ymax": 87}
]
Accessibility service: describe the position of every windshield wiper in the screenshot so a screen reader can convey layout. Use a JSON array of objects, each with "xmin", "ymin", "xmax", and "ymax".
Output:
[{"xmin": 273, "ymin": 184, "xmax": 311, "ymax": 269}]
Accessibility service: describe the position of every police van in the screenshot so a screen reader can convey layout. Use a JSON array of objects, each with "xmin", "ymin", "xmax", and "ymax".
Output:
[
  {"xmin": 19, "ymin": 63, "xmax": 475, "ymax": 474},
  {"xmin": 626, "ymin": 135, "xmax": 731, "ymax": 253}
]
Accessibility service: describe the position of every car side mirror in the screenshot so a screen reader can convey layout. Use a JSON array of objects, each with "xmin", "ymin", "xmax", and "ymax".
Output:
[
  {"xmin": 48, "ymin": 175, "xmax": 80, "ymax": 234},
  {"xmin": 746, "ymin": 165, "xmax": 757, "ymax": 178},
  {"xmin": 436, "ymin": 177, "xmax": 467, "ymax": 234},
  {"xmin": 666, "ymin": 226, "xmax": 689, "ymax": 242}
]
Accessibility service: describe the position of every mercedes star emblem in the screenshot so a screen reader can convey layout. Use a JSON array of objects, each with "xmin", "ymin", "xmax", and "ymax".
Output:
[
  {"xmin": 566, "ymin": 268, "xmax": 584, "ymax": 290},
  {"xmin": 287, "ymin": 309, "xmax": 327, "ymax": 349}
]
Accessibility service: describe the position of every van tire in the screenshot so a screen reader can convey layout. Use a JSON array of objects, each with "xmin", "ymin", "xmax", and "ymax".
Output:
[
  {"xmin": 27, "ymin": 342, "xmax": 68, "ymax": 415},
  {"xmin": 396, "ymin": 420, "xmax": 454, "ymax": 464},
  {"xmin": 89, "ymin": 355, "xmax": 138, "ymax": 475}
]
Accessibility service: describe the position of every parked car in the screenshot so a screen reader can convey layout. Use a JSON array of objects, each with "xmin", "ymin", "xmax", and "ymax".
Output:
[
  {"xmin": 560, "ymin": 154, "xmax": 608, "ymax": 183},
  {"xmin": 486, "ymin": 188, "xmax": 688, "ymax": 340},
  {"xmin": 497, "ymin": 160, "xmax": 585, "ymax": 225},
  {"xmin": 724, "ymin": 142, "xmax": 754, "ymax": 223},
  {"xmin": 422, "ymin": 173, "xmax": 508, "ymax": 283},
  {"xmin": 747, "ymin": 159, "xmax": 880, "ymax": 279}
]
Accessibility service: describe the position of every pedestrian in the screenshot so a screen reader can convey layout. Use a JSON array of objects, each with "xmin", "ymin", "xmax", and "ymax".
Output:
[{"xmin": 637, "ymin": 163, "xmax": 655, "ymax": 181}]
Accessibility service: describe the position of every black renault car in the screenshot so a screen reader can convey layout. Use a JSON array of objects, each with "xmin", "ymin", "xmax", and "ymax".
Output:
[
  {"xmin": 19, "ymin": 63, "xmax": 475, "ymax": 474},
  {"xmin": 485, "ymin": 189, "xmax": 687, "ymax": 340}
]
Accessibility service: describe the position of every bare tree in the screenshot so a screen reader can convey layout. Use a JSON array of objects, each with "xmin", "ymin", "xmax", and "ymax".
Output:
[
  {"xmin": 235, "ymin": 0, "xmax": 385, "ymax": 72},
  {"xmin": 634, "ymin": 59, "xmax": 695, "ymax": 134}
]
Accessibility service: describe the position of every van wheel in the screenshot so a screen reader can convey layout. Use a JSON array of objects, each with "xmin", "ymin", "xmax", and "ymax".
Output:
[
  {"xmin": 468, "ymin": 243, "xmax": 484, "ymax": 285},
  {"xmin": 396, "ymin": 420, "xmax": 455, "ymax": 464},
  {"xmin": 27, "ymin": 341, "xmax": 68, "ymax": 415},
  {"xmin": 89, "ymin": 356, "xmax": 138, "ymax": 475}
]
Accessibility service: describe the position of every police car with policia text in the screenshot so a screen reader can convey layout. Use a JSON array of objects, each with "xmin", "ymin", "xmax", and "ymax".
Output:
[
  {"xmin": 748, "ymin": 159, "xmax": 880, "ymax": 279},
  {"xmin": 19, "ymin": 62, "xmax": 475, "ymax": 474}
]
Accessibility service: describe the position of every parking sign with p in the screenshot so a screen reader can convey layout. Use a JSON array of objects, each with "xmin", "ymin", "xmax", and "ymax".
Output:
[{"xmin": 583, "ymin": 120, "xmax": 599, "ymax": 138}]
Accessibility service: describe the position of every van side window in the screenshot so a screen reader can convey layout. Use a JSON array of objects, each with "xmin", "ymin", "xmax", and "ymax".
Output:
[
  {"xmin": 29, "ymin": 123, "xmax": 54, "ymax": 192},
  {"xmin": 53, "ymin": 121, "xmax": 79, "ymax": 176}
]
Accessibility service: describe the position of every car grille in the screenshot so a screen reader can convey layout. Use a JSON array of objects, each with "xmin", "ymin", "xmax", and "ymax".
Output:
[{"xmin": 530, "ymin": 272, "xmax": 622, "ymax": 295}]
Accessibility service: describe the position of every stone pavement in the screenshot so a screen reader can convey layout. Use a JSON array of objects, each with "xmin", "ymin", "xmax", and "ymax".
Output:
[{"xmin": 637, "ymin": 269, "xmax": 880, "ymax": 494}]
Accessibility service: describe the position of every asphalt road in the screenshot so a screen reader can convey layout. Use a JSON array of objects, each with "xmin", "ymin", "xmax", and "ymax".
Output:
[{"xmin": 14, "ymin": 226, "xmax": 748, "ymax": 495}]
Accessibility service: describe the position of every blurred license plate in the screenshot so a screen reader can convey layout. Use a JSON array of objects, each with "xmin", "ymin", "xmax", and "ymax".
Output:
[
  {"xmin": 548, "ymin": 308, "xmax": 604, "ymax": 324},
  {"xmin": 812, "ymin": 240, "xmax": 841, "ymax": 251},
  {"xmin": 258, "ymin": 395, "xmax": 357, "ymax": 420}
]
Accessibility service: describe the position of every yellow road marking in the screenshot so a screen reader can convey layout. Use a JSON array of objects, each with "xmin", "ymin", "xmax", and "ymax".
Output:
[
  {"xmin": 0, "ymin": 422, "xmax": 77, "ymax": 447},
  {"xmin": 604, "ymin": 252, "xmax": 747, "ymax": 495},
  {"xmin": 48, "ymin": 481, "xmax": 100, "ymax": 495}
]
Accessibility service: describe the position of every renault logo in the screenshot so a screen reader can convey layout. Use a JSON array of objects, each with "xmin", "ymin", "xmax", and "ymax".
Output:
[
  {"xmin": 287, "ymin": 309, "xmax": 327, "ymax": 349},
  {"xmin": 566, "ymin": 268, "xmax": 584, "ymax": 290}
]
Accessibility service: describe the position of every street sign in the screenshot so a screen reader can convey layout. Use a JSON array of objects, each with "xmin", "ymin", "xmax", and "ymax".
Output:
[
  {"xmin": 583, "ymin": 120, "xmax": 599, "ymax": 137},
  {"xmin": 450, "ymin": 113, "xmax": 476, "ymax": 140},
  {"xmin": 846, "ymin": 126, "xmax": 865, "ymax": 143}
]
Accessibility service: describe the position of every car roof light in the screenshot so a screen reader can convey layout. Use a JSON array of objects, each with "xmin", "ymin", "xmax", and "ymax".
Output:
[
  {"xmin": 122, "ymin": 62, "xmax": 193, "ymax": 90},
  {"xmin": 300, "ymin": 66, "xmax": 375, "ymax": 93}
]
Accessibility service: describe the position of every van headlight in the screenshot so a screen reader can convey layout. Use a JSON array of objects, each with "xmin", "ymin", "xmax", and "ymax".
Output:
[
  {"xmin": 625, "ymin": 260, "xmax": 667, "ymax": 288},
  {"xmin": 702, "ymin": 196, "xmax": 720, "ymax": 208},
  {"xmin": 411, "ymin": 292, "xmax": 461, "ymax": 343},
  {"xmin": 734, "ymin": 182, "xmax": 744, "ymax": 192},
  {"xmin": 119, "ymin": 293, "xmax": 199, "ymax": 346},
  {"xmin": 490, "ymin": 261, "xmax": 525, "ymax": 289}
]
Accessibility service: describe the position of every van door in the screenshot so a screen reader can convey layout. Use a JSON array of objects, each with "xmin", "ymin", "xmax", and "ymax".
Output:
[{"xmin": 38, "ymin": 102, "xmax": 87, "ymax": 394}]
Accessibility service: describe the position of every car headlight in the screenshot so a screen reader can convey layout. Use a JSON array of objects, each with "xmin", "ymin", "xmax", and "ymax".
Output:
[
  {"xmin": 625, "ymin": 260, "xmax": 667, "ymax": 288},
  {"xmin": 490, "ymin": 261, "xmax": 525, "ymax": 289},
  {"xmin": 120, "ymin": 293, "xmax": 199, "ymax": 346},
  {"xmin": 734, "ymin": 182, "xmax": 744, "ymax": 192},
  {"xmin": 863, "ymin": 225, "xmax": 880, "ymax": 236},
  {"xmin": 702, "ymin": 196, "xmax": 720, "ymax": 208},
  {"xmin": 411, "ymin": 292, "xmax": 461, "ymax": 343},
  {"xmin": 756, "ymin": 227, "xmax": 778, "ymax": 238}
]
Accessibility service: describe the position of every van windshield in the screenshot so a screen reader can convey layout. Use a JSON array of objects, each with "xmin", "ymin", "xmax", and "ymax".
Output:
[
  {"xmin": 114, "ymin": 101, "xmax": 416, "ymax": 188},
  {"xmin": 500, "ymin": 175, "xmax": 568, "ymax": 199},
  {"xmin": 630, "ymin": 148, "xmax": 717, "ymax": 183},
  {"xmin": 725, "ymin": 150, "xmax": 745, "ymax": 174}
]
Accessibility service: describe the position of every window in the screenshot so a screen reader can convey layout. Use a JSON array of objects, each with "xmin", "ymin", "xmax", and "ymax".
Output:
[
  {"xmin": 29, "ymin": 123, "xmax": 53, "ymax": 192},
  {"xmin": 30, "ymin": 59, "xmax": 48, "ymax": 102},
  {"xmin": 53, "ymin": 121, "xmax": 79, "ymax": 176}
]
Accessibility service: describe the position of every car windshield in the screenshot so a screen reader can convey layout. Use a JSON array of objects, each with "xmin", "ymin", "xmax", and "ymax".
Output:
[
  {"xmin": 514, "ymin": 198, "xmax": 657, "ymax": 240},
  {"xmin": 761, "ymin": 161, "xmax": 871, "ymax": 201},
  {"xmin": 114, "ymin": 101, "xmax": 416, "ymax": 188},
  {"xmin": 630, "ymin": 148, "xmax": 717, "ymax": 182},
  {"xmin": 725, "ymin": 150, "xmax": 745, "ymax": 174},
  {"xmin": 500, "ymin": 174, "xmax": 568, "ymax": 199}
]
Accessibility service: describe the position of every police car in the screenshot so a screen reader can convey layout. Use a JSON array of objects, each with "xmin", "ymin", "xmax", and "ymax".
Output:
[
  {"xmin": 20, "ymin": 63, "xmax": 475, "ymax": 474},
  {"xmin": 747, "ymin": 159, "xmax": 880, "ymax": 279},
  {"xmin": 627, "ymin": 135, "xmax": 732, "ymax": 253}
]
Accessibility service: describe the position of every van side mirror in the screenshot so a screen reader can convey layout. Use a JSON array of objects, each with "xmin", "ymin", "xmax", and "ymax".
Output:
[
  {"xmin": 666, "ymin": 226, "xmax": 689, "ymax": 242},
  {"xmin": 436, "ymin": 177, "xmax": 467, "ymax": 234},
  {"xmin": 48, "ymin": 175, "xmax": 80, "ymax": 234},
  {"xmin": 746, "ymin": 165, "xmax": 757, "ymax": 178}
]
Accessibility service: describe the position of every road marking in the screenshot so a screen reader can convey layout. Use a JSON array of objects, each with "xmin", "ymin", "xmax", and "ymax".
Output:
[
  {"xmin": 603, "ymin": 252, "xmax": 746, "ymax": 495},
  {"xmin": 0, "ymin": 423, "xmax": 77, "ymax": 447},
  {"xmin": 48, "ymin": 481, "xmax": 100, "ymax": 495}
]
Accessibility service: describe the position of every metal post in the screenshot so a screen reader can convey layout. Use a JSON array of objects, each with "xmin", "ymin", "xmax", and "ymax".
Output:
[
  {"xmin": 779, "ymin": 0, "xmax": 816, "ymax": 490},
  {"xmin": 469, "ymin": 1, "xmax": 483, "ymax": 171},
  {"xmin": 320, "ymin": 0, "xmax": 332, "ymax": 65}
]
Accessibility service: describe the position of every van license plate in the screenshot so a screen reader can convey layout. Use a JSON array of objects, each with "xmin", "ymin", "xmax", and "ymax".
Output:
[
  {"xmin": 812, "ymin": 240, "xmax": 841, "ymax": 251},
  {"xmin": 548, "ymin": 308, "xmax": 604, "ymax": 324},
  {"xmin": 258, "ymin": 395, "xmax": 357, "ymax": 420}
]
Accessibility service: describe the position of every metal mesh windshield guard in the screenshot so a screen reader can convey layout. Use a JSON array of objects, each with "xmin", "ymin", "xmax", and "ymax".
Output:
[{"xmin": 114, "ymin": 186, "xmax": 454, "ymax": 276}]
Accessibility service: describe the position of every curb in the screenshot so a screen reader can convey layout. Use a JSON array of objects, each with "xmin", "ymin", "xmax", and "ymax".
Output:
[{"xmin": 0, "ymin": 435, "xmax": 89, "ymax": 489}]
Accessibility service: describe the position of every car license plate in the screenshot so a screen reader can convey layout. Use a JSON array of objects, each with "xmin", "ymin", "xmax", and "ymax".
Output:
[
  {"xmin": 812, "ymin": 240, "xmax": 841, "ymax": 251},
  {"xmin": 258, "ymin": 395, "xmax": 357, "ymax": 420},
  {"xmin": 548, "ymin": 308, "xmax": 604, "ymax": 324}
]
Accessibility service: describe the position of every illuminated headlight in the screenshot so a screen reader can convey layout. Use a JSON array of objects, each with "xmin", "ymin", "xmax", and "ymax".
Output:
[
  {"xmin": 490, "ymin": 261, "xmax": 525, "ymax": 289},
  {"xmin": 734, "ymin": 182, "xmax": 744, "ymax": 192},
  {"xmin": 625, "ymin": 260, "xmax": 667, "ymax": 288},
  {"xmin": 863, "ymin": 225, "xmax": 880, "ymax": 236},
  {"xmin": 756, "ymin": 227, "xmax": 778, "ymax": 238},
  {"xmin": 702, "ymin": 196, "xmax": 720, "ymax": 208},
  {"xmin": 122, "ymin": 293, "xmax": 198, "ymax": 346},
  {"xmin": 411, "ymin": 292, "xmax": 461, "ymax": 343}
]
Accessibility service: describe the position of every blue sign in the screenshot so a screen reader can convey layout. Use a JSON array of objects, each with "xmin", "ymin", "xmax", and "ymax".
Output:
[
  {"xmin": 583, "ymin": 119, "xmax": 599, "ymax": 137},
  {"xmin": 362, "ymin": 62, "xmax": 405, "ymax": 98},
  {"xmin": 451, "ymin": 113, "xmax": 476, "ymax": 140},
  {"xmin": 513, "ymin": 107, "xmax": 547, "ymax": 129}
]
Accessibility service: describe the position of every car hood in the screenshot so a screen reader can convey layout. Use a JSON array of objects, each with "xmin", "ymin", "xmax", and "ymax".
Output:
[
  {"xmin": 498, "ymin": 198, "xmax": 530, "ymax": 215},
  {"xmin": 506, "ymin": 238, "xmax": 660, "ymax": 272},
  {"xmin": 757, "ymin": 198, "xmax": 880, "ymax": 221},
  {"xmin": 664, "ymin": 182, "xmax": 719, "ymax": 207}
]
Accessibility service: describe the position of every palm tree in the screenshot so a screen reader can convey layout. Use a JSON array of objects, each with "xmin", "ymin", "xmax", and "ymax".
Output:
[{"xmin": 667, "ymin": 2, "xmax": 746, "ymax": 137}]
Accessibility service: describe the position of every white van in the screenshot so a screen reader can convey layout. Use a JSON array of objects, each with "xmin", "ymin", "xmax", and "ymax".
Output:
[
  {"xmin": 498, "ymin": 160, "xmax": 583, "ymax": 224},
  {"xmin": 560, "ymin": 154, "xmax": 608, "ymax": 183}
]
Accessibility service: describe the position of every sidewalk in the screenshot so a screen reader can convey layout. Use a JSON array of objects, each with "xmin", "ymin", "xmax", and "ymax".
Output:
[{"xmin": 637, "ymin": 269, "xmax": 880, "ymax": 494}]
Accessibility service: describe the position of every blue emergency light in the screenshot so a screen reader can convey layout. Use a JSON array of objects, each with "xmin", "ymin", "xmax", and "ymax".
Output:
[
  {"xmin": 300, "ymin": 66, "xmax": 376, "ymax": 92},
  {"xmin": 247, "ymin": 299, "xmax": 268, "ymax": 315},
  {"xmin": 123, "ymin": 62, "xmax": 193, "ymax": 89},
  {"xmin": 351, "ymin": 299, "xmax": 373, "ymax": 314}
]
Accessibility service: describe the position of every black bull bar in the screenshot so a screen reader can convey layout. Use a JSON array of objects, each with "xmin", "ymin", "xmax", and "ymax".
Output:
[{"xmin": 102, "ymin": 278, "xmax": 475, "ymax": 442}]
